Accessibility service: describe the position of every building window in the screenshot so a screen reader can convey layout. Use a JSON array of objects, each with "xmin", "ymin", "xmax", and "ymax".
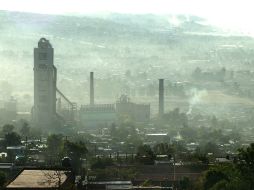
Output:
[{"xmin": 39, "ymin": 52, "xmax": 47, "ymax": 60}]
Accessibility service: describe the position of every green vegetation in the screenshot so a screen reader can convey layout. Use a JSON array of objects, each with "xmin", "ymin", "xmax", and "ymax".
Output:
[
  {"xmin": 197, "ymin": 143, "xmax": 254, "ymax": 190},
  {"xmin": 136, "ymin": 145, "xmax": 156, "ymax": 165},
  {"xmin": 2, "ymin": 124, "xmax": 14, "ymax": 134},
  {"xmin": 4, "ymin": 132, "xmax": 21, "ymax": 147},
  {"xmin": 0, "ymin": 171, "xmax": 6, "ymax": 189}
]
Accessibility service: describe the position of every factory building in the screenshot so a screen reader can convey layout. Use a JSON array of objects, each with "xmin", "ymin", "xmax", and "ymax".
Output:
[
  {"xmin": 79, "ymin": 73, "xmax": 150, "ymax": 128},
  {"xmin": 116, "ymin": 95, "xmax": 150, "ymax": 123},
  {"xmin": 79, "ymin": 72, "xmax": 117, "ymax": 127},
  {"xmin": 80, "ymin": 104, "xmax": 117, "ymax": 128}
]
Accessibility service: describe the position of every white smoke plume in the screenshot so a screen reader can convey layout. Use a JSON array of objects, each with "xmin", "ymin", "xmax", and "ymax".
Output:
[{"xmin": 187, "ymin": 88, "xmax": 207, "ymax": 115}]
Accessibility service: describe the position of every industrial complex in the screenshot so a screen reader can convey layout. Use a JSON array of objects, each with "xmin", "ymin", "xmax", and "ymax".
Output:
[{"xmin": 31, "ymin": 38, "xmax": 163, "ymax": 129}]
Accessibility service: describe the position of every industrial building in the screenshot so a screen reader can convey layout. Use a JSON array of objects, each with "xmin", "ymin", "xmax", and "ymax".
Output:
[
  {"xmin": 79, "ymin": 72, "xmax": 117, "ymax": 128},
  {"xmin": 116, "ymin": 95, "xmax": 150, "ymax": 123},
  {"xmin": 32, "ymin": 38, "xmax": 76, "ymax": 129},
  {"xmin": 79, "ymin": 73, "xmax": 150, "ymax": 128},
  {"xmin": 33, "ymin": 38, "xmax": 57, "ymax": 128},
  {"xmin": 32, "ymin": 38, "xmax": 150, "ymax": 129},
  {"xmin": 80, "ymin": 104, "xmax": 117, "ymax": 128}
]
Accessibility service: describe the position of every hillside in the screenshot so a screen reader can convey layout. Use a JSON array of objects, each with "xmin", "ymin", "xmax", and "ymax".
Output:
[{"xmin": 1, "ymin": 10, "xmax": 254, "ymax": 113}]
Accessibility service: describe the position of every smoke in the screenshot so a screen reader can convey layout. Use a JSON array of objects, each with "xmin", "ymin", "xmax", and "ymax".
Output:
[
  {"xmin": 187, "ymin": 88, "xmax": 207, "ymax": 115},
  {"xmin": 175, "ymin": 132, "xmax": 183, "ymax": 141},
  {"xmin": 167, "ymin": 15, "xmax": 182, "ymax": 27}
]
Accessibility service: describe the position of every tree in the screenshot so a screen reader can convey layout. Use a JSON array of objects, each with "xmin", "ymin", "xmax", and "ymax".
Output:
[
  {"xmin": 47, "ymin": 134, "xmax": 64, "ymax": 163},
  {"xmin": 197, "ymin": 143, "xmax": 254, "ymax": 190},
  {"xmin": 197, "ymin": 154, "xmax": 209, "ymax": 165},
  {"xmin": 203, "ymin": 167, "xmax": 228, "ymax": 190},
  {"xmin": 0, "ymin": 171, "xmax": 6, "ymax": 188},
  {"xmin": 2, "ymin": 124, "xmax": 14, "ymax": 134},
  {"xmin": 237, "ymin": 143, "xmax": 254, "ymax": 188},
  {"xmin": 91, "ymin": 157, "xmax": 114, "ymax": 170},
  {"xmin": 199, "ymin": 164, "xmax": 249, "ymax": 190},
  {"xmin": 201, "ymin": 142, "xmax": 221, "ymax": 156},
  {"xmin": 153, "ymin": 143, "xmax": 175, "ymax": 159},
  {"xmin": 136, "ymin": 145, "xmax": 155, "ymax": 164},
  {"xmin": 65, "ymin": 140, "xmax": 88, "ymax": 173},
  {"xmin": 20, "ymin": 122, "xmax": 30, "ymax": 137},
  {"xmin": 179, "ymin": 177, "xmax": 192, "ymax": 190},
  {"xmin": 4, "ymin": 132, "xmax": 21, "ymax": 147},
  {"xmin": 47, "ymin": 134, "xmax": 64, "ymax": 152},
  {"xmin": 43, "ymin": 170, "xmax": 75, "ymax": 190}
]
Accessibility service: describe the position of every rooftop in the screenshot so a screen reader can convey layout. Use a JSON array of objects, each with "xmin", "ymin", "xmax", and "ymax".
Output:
[{"xmin": 6, "ymin": 169, "xmax": 72, "ymax": 189}]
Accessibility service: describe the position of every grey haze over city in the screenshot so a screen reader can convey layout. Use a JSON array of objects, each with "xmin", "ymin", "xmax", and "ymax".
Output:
[{"xmin": 1, "ymin": 1, "xmax": 254, "ymax": 189}]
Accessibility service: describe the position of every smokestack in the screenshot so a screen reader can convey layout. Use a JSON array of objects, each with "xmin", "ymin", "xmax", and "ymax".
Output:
[
  {"xmin": 159, "ymin": 79, "xmax": 164, "ymax": 116},
  {"xmin": 90, "ymin": 72, "xmax": 94, "ymax": 106}
]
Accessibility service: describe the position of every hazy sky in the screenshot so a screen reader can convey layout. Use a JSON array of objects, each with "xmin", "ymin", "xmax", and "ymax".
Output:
[{"xmin": 1, "ymin": 0, "xmax": 254, "ymax": 34}]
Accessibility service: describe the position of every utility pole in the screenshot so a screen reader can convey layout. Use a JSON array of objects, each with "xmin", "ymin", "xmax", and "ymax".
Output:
[{"xmin": 173, "ymin": 154, "xmax": 176, "ymax": 190}]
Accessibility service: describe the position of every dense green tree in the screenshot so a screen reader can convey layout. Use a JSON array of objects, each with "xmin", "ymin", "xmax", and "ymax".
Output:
[
  {"xmin": 179, "ymin": 177, "xmax": 192, "ymax": 190},
  {"xmin": 198, "ymin": 143, "xmax": 254, "ymax": 190},
  {"xmin": 203, "ymin": 168, "xmax": 228, "ymax": 190},
  {"xmin": 65, "ymin": 140, "xmax": 88, "ymax": 173},
  {"xmin": 153, "ymin": 143, "xmax": 175, "ymax": 159},
  {"xmin": 200, "ymin": 164, "xmax": 249, "ymax": 190},
  {"xmin": 4, "ymin": 132, "xmax": 21, "ymax": 147},
  {"xmin": 237, "ymin": 143, "xmax": 254, "ymax": 188},
  {"xmin": 91, "ymin": 157, "xmax": 114, "ymax": 169},
  {"xmin": 136, "ymin": 145, "xmax": 155, "ymax": 164},
  {"xmin": 2, "ymin": 124, "xmax": 14, "ymax": 134},
  {"xmin": 201, "ymin": 142, "xmax": 221, "ymax": 156},
  {"xmin": 47, "ymin": 134, "xmax": 63, "ymax": 150},
  {"xmin": 0, "ymin": 171, "xmax": 6, "ymax": 188},
  {"xmin": 197, "ymin": 154, "xmax": 209, "ymax": 165},
  {"xmin": 47, "ymin": 134, "xmax": 64, "ymax": 161},
  {"xmin": 20, "ymin": 122, "xmax": 30, "ymax": 137}
]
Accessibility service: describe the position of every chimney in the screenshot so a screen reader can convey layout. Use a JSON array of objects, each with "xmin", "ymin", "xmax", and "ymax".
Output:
[
  {"xmin": 159, "ymin": 79, "xmax": 164, "ymax": 116},
  {"xmin": 90, "ymin": 72, "xmax": 94, "ymax": 106}
]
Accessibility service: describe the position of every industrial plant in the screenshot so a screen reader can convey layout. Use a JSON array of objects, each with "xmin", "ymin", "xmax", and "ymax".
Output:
[
  {"xmin": 32, "ymin": 38, "xmax": 77, "ymax": 130},
  {"xmin": 31, "ymin": 38, "xmax": 155, "ymax": 129}
]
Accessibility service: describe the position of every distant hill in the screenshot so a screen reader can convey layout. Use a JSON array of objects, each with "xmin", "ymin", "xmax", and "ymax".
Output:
[{"xmin": 0, "ymin": 10, "xmax": 254, "ymax": 105}]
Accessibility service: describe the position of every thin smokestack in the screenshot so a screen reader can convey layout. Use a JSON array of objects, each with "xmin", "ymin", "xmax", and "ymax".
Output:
[
  {"xmin": 90, "ymin": 72, "xmax": 94, "ymax": 106},
  {"xmin": 159, "ymin": 79, "xmax": 164, "ymax": 116}
]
